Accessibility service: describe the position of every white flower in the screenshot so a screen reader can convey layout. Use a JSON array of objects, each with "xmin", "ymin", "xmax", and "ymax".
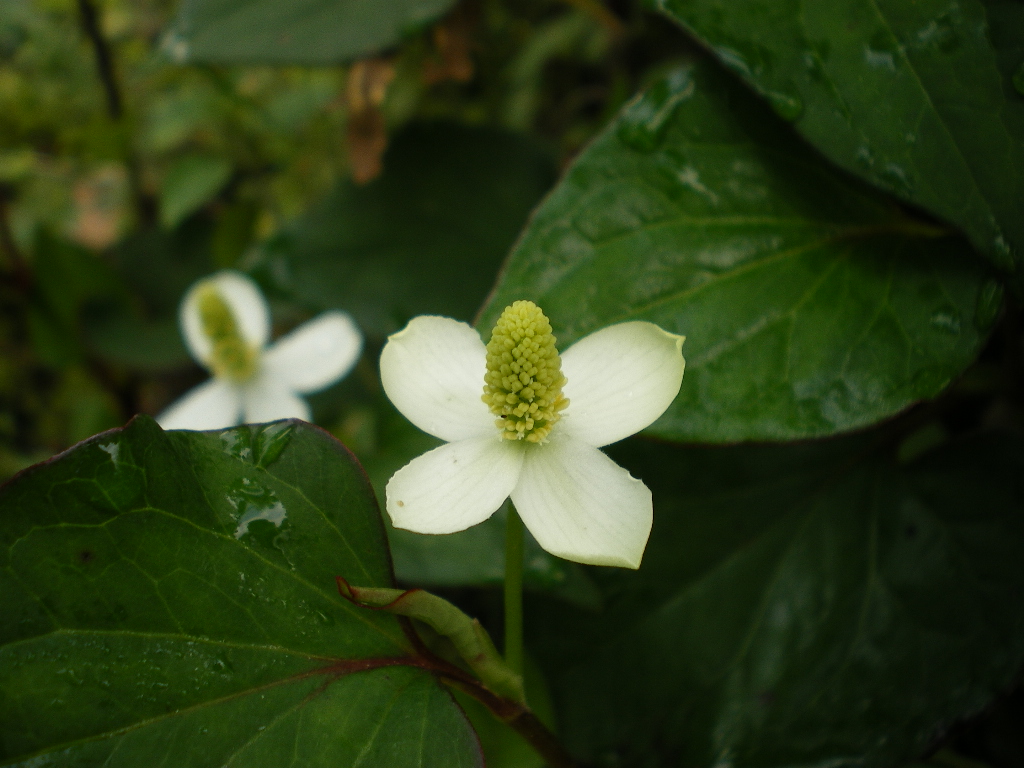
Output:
[
  {"xmin": 380, "ymin": 300, "xmax": 685, "ymax": 569},
  {"xmin": 158, "ymin": 270, "xmax": 363, "ymax": 430}
]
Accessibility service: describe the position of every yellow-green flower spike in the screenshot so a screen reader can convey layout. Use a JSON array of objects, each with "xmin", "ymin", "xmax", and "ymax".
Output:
[
  {"xmin": 195, "ymin": 283, "xmax": 259, "ymax": 383},
  {"xmin": 482, "ymin": 300, "xmax": 568, "ymax": 443}
]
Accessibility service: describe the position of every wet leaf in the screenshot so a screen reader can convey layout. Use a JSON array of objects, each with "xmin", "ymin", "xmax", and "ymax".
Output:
[
  {"xmin": 653, "ymin": 0, "xmax": 1024, "ymax": 277},
  {"xmin": 0, "ymin": 417, "xmax": 483, "ymax": 767},
  {"xmin": 165, "ymin": 0, "xmax": 458, "ymax": 65},
  {"xmin": 480, "ymin": 61, "xmax": 996, "ymax": 442},
  {"xmin": 532, "ymin": 431, "xmax": 1024, "ymax": 767}
]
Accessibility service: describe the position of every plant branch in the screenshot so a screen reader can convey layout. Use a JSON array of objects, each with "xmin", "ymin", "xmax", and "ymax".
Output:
[
  {"xmin": 77, "ymin": 0, "xmax": 122, "ymax": 120},
  {"xmin": 76, "ymin": 0, "xmax": 155, "ymax": 224},
  {"xmin": 338, "ymin": 577, "xmax": 579, "ymax": 767}
]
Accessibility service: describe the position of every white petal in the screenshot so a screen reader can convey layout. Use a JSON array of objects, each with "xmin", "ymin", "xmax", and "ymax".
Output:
[
  {"xmin": 180, "ymin": 271, "xmax": 270, "ymax": 366},
  {"xmin": 157, "ymin": 379, "xmax": 242, "ymax": 431},
  {"xmin": 240, "ymin": 371, "xmax": 311, "ymax": 423},
  {"xmin": 386, "ymin": 435, "xmax": 525, "ymax": 534},
  {"xmin": 263, "ymin": 311, "xmax": 363, "ymax": 394},
  {"xmin": 380, "ymin": 316, "xmax": 493, "ymax": 442},
  {"xmin": 559, "ymin": 321, "xmax": 685, "ymax": 448},
  {"xmin": 511, "ymin": 435, "xmax": 652, "ymax": 568}
]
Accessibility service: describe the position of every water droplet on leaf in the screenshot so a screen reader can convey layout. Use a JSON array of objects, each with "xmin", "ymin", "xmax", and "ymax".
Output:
[
  {"xmin": 864, "ymin": 46, "xmax": 896, "ymax": 71},
  {"xmin": 992, "ymin": 234, "xmax": 1014, "ymax": 270},
  {"xmin": 975, "ymin": 280, "xmax": 1004, "ymax": 332},
  {"xmin": 618, "ymin": 68, "xmax": 694, "ymax": 152},
  {"xmin": 802, "ymin": 52, "xmax": 826, "ymax": 83},
  {"xmin": 929, "ymin": 307, "xmax": 962, "ymax": 335},
  {"xmin": 767, "ymin": 91, "xmax": 803, "ymax": 121},
  {"xmin": 880, "ymin": 163, "xmax": 914, "ymax": 195},
  {"xmin": 915, "ymin": 16, "xmax": 961, "ymax": 54},
  {"xmin": 229, "ymin": 478, "xmax": 288, "ymax": 541},
  {"xmin": 713, "ymin": 46, "xmax": 753, "ymax": 78}
]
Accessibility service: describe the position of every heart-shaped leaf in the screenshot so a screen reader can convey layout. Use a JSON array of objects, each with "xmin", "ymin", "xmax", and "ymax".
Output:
[
  {"xmin": 0, "ymin": 417, "xmax": 482, "ymax": 767},
  {"xmin": 480, "ymin": 60, "xmax": 998, "ymax": 442}
]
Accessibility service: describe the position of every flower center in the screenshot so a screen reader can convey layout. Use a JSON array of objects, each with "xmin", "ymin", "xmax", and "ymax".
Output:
[
  {"xmin": 195, "ymin": 284, "xmax": 260, "ymax": 383},
  {"xmin": 482, "ymin": 300, "xmax": 568, "ymax": 443}
]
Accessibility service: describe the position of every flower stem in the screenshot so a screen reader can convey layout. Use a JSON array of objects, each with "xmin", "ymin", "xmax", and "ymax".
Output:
[{"xmin": 504, "ymin": 503, "xmax": 525, "ymax": 677}]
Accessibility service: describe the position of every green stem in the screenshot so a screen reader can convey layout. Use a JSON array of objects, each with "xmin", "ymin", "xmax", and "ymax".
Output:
[{"xmin": 504, "ymin": 503, "xmax": 525, "ymax": 677}]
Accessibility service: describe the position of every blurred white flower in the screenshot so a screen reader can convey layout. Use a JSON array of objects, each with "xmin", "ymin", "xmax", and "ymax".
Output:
[
  {"xmin": 380, "ymin": 300, "xmax": 685, "ymax": 569},
  {"xmin": 158, "ymin": 270, "xmax": 362, "ymax": 430}
]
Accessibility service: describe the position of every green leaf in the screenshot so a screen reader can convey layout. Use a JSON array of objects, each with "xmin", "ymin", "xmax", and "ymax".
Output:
[
  {"xmin": 530, "ymin": 431, "xmax": 1024, "ymax": 767},
  {"xmin": 164, "ymin": 0, "xmax": 458, "ymax": 65},
  {"xmin": 159, "ymin": 154, "xmax": 232, "ymax": 229},
  {"xmin": 255, "ymin": 122, "xmax": 556, "ymax": 337},
  {"xmin": 480, "ymin": 61, "xmax": 998, "ymax": 442},
  {"xmin": 652, "ymin": 0, "xmax": 1024, "ymax": 277},
  {"xmin": 0, "ymin": 417, "xmax": 483, "ymax": 767}
]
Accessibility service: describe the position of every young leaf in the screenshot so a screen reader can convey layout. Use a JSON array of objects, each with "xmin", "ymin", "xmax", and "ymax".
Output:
[
  {"xmin": 653, "ymin": 0, "xmax": 1024, "ymax": 277},
  {"xmin": 530, "ymin": 432, "xmax": 1024, "ymax": 767},
  {"xmin": 164, "ymin": 0, "xmax": 458, "ymax": 65},
  {"xmin": 0, "ymin": 417, "xmax": 482, "ymax": 768},
  {"xmin": 480, "ymin": 60, "xmax": 998, "ymax": 442}
]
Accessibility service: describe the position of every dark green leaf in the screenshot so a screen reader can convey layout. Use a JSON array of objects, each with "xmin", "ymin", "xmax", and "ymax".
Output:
[
  {"xmin": 480, "ymin": 61, "xmax": 997, "ymax": 442},
  {"xmin": 0, "ymin": 417, "xmax": 482, "ymax": 767},
  {"xmin": 653, "ymin": 0, "xmax": 1024, "ymax": 276},
  {"xmin": 530, "ymin": 431, "xmax": 1024, "ymax": 767},
  {"xmin": 164, "ymin": 0, "xmax": 458, "ymax": 65},
  {"xmin": 254, "ymin": 122, "xmax": 556, "ymax": 337}
]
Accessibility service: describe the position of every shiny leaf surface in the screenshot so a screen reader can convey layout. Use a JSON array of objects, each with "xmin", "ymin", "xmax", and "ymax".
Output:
[
  {"xmin": 532, "ymin": 432, "xmax": 1024, "ymax": 767},
  {"xmin": 164, "ymin": 0, "xmax": 457, "ymax": 65},
  {"xmin": 0, "ymin": 417, "xmax": 482, "ymax": 768},
  {"xmin": 480, "ymin": 61, "xmax": 997, "ymax": 442},
  {"xmin": 654, "ymin": 0, "xmax": 1024, "ymax": 276}
]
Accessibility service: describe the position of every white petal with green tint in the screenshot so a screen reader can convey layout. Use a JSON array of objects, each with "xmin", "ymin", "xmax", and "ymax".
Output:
[
  {"xmin": 241, "ymin": 372, "xmax": 311, "ymax": 423},
  {"xmin": 264, "ymin": 311, "xmax": 363, "ymax": 394},
  {"xmin": 157, "ymin": 379, "xmax": 241, "ymax": 430},
  {"xmin": 380, "ymin": 316, "xmax": 493, "ymax": 442},
  {"xmin": 180, "ymin": 271, "xmax": 270, "ymax": 367},
  {"xmin": 387, "ymin": 435, "xmax": 526, "ymax": 534},
  {"xmin": 560, "ymin": 322, "xmax": 685, "ymax": 448},
  {"xmin": 511, "ymin": 434, "xmax": 652, "ymax": 569}
]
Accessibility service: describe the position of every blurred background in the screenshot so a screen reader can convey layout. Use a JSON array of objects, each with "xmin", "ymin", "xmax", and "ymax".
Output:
[{"xmin": 0, "ymin": 0, "xmax": 692, "ymax": 479}]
